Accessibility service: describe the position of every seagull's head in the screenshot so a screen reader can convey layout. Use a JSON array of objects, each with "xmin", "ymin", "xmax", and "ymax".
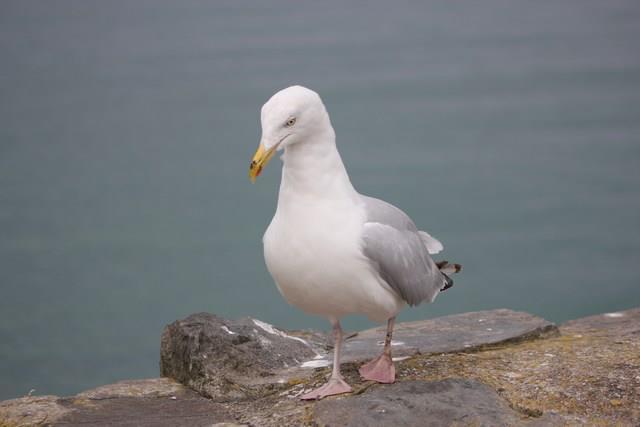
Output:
[{"xmin": 249, "ymin": 85, "xmax": 330, "ymax": 182}]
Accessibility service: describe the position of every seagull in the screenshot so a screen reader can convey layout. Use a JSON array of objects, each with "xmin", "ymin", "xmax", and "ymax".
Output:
[{"xmin": 249, "ymin": 86, "xmax": 461, "ymax": 400}]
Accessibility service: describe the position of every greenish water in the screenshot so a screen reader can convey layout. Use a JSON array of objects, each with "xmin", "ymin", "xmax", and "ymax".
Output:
[{"xmin": 1, "ymin": 0, "xmax": 639, "ymax": 400}]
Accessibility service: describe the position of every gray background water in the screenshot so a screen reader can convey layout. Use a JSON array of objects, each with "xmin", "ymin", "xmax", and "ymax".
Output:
[{"xmin": 1, "ymin": 0, "xmax": 639, "ymax": 400}]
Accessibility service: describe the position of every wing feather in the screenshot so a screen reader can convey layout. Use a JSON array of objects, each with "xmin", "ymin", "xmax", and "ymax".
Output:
[{"xmin": 360, "ymin": 195, "xmax": 448, "ymax": 306}]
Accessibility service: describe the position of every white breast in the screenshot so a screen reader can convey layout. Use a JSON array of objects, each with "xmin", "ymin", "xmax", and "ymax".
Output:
[{"xmin": 262, "ymin": 196, "xmax": 403, "ymax": 322}]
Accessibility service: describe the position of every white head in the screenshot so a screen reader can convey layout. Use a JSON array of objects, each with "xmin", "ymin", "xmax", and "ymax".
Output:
[
  {"xmin": 260, "ymin": 85, "xmax": 331, "ymax": 151},
  {"xmin": 249, "ymin": 85, "xmax": 333, "ymax": 182}
]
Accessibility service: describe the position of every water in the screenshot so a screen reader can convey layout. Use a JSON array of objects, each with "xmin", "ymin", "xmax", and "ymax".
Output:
[{"xmin": 1, "ymin": 0, "xmax": 639, "ymax": 400}]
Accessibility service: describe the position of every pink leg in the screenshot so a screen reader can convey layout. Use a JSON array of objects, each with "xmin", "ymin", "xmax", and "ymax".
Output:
[
  {"xmin": 300, "ymin": 320, "xmax": 353, "ymax": 400},
  {"xmin": 359, "ymin": 317, "xmax": 396, "ymax": 383}
]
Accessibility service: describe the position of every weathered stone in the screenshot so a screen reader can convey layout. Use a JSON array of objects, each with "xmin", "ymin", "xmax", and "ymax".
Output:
[
  {"xmin": 159, "ymin": 309, "xmax": 558, "ymax": 399},
  {"xmin": 160, "ymin": 312, "xmax": 321, "ymax": 400},
  {"xmin": 0, "ymin": 395, "xmax": 70, "ymax": 426},
  {"xmin": 2, "ymin": 308, "xmax": 638, "ymax": 426},
  {"xmin": 340, "ymin": 309, "xmax": 558, "ymax": 364},
  {"xmin": 314, "ymin": 379, "xmax": 529, "ymax": 426},
  {"xmin": 75, "ymin": 378, "xmax": 182, "ymax": 400},
  {"xmin": 562, "ymin": 307, "xmax": 640, "ymax": 336},
  {"xmin": 55, "ymin": 387, "xmax": 236, "ymax": 426},
  {"xmin": 387, "ymin": 307, "xmax": 640, "ymax": 426},
  {"xmin": 0, "ymin": 379, "xmax": 240, "ymax": 427}
]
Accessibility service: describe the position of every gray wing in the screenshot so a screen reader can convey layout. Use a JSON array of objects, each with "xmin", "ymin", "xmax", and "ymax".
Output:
[
  {"xmin": 361, "ymin": 196, "xmax": 447, "ymax": 306},
  {"xmin": 362, "ymin": 196, "xmax": 443, "ymax": 254}
]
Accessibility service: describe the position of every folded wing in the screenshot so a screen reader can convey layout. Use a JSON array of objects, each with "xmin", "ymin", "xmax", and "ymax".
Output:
[{"xmin": 360, "ymin": 196, "xmax": 448, "ymax": 306}]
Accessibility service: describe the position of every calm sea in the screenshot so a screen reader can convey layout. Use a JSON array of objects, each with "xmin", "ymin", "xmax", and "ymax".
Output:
[{"xmin": 1, "ymin": 0, "xmax": 639, "ymax": 400}]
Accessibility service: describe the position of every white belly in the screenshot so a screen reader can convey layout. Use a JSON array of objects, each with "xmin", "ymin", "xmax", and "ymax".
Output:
[{"xmin": 262, "ymin": 198, "xmax": 403, "ymax": 323}]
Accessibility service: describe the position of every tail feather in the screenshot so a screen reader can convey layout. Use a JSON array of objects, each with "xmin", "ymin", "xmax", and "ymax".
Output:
[{"xmin": 436, "ymin": 260, "xmax": 462, "ymax": 275}]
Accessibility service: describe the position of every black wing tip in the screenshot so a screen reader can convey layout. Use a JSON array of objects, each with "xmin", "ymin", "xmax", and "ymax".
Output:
[{"xmin": 440, "ymin": 273, "xmax": 454, "ymax": 292}]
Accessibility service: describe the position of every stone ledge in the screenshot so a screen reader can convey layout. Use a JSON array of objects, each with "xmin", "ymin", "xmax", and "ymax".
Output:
[
  {"xmin": 158, "ymin": 309, "xmax": 557, "ymax": 402},
  {"xmin": 340, "ymin": 309, "xmax": 559, "ymax": 363},
  {"xmin": 1, "ymin": 307, "xmax": 638, "ymax": 426},
  {"xmin": 0, "ymin": 378, "xmax": 237, "ymax": 427},
  {"xmin": 314, "ymin": 378, "xmax": 565, "ymax": 426}
]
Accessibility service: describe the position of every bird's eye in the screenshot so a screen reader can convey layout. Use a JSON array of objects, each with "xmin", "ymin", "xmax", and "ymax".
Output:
[{"xmin": 285, "ymin": 117, "xmax": 296, "ymax": 127}]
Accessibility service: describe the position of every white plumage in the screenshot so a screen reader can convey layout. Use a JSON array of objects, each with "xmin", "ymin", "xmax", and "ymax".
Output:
[{"xmin": 263, "ymin": 177, "xmax": 404, "ymax": 323}]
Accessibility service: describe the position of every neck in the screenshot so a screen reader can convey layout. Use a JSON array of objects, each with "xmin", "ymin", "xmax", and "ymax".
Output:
[{"xmin": 279, "ymin": 128, "xmax": 357, "ymax": 201}]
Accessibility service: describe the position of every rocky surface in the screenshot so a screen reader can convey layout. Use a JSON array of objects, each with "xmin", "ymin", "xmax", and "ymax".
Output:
[
  {"xmin": 314, "ymin": 379, "xmax": 563, "ymax": 426},
  {"xmin": 389, "ymin": 308, "xmax": 640, "ymax": 426},
  {"xmin": 159, "ymin": 313, "xmax": 322, "ymax": 401},
  {"xmin": 1, "ymin": 307, "xmax": 638, "ymax": 426},
  {"xmin": 0, "ymin": 395, "xmax": 70, "ymax": 426},
  {"xmin": 158, "ymin": 309, "xmax": 557, "ymax": 403},
  {"xmin": 340, "ymin": 308, "xmax": 558, "ymax": 363},
  {"xmin": 0, "ymin": 378, "xmax": 238, "ymax": 426}
]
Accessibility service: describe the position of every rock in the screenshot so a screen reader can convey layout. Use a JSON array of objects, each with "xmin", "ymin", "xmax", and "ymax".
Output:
[
  {"xmin": 562, "ymin": 307, "xmax": 640, "ymax": 336},
  {"xmin": 0, "ymin": 378, "xmax": 239, "ymax": 427},
  {"xmin": 74, "ymin": 378, "xmax": 183, "ymax": 400},
  {"xmin": 2, "ymin": 308, "xmax": 638, "ymax": 426},
  {"xmin": 160, "ymin": 312, "xmax": 321, "ymax": 400},
  {"xmin": 56, "ymin": 393, "xmax": 234, "ymax": 426},
  {"xmin": 0, "ymin": 395, "xmax": 70, "ymax": 426},
  {"xmin": 387, "ymin": 307, "xmax": 640, "ymax": 426},
  {"xmin": 340, "ymin": 309, "xmax": 558, "ymax": 363},
  {"xmin": 159, "ymin": 309, "xmax": 557, "ymax": 402},
  {"xmin": 315, "ymin": 378, "xmax": 542, "ymax": 426}
]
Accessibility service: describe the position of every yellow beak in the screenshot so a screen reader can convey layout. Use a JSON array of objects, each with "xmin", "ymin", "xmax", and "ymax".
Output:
[{"xmin": 249, "ymin": 142, "xmax": 278, "ymax": 183}]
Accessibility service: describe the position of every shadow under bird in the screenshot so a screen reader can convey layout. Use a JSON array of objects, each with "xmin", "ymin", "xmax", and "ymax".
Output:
[{"xmin": 249, "ymin": 85, "xmax": 461, "ymax": 400}]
